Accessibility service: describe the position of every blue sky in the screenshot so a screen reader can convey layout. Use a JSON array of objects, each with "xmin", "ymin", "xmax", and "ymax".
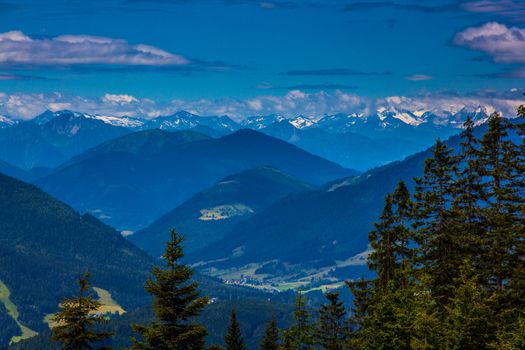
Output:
[{"xmin": 0, "ymin": 0, "xmax": 524, "ymax": 118}]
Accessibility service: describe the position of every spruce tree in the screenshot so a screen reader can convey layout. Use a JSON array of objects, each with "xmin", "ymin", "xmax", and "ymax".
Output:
[
  {"xmin": 453, "ymin": 116, "xmax": 485, "ymax": 266},
  {"xmin": 224, "ymin": 309, "xmax": 247, "ymax": 350},
  {"xmin": 413, "ymin": 139, "xmax": 459, "ymax": 306},
  {"xmin": 478, "ymin": 112, "xmax": 521, "ymax": 291},
  {"xmin": 346, "ymin": 278, "xmax": 371, "ymax": 348},
  {"xmin": 51, "ymin": 271, "xmax": 112, "ymax": 350},
  {"xmin": 361, "ymin": 281, "xmax": 418, "ymax": 350},
  {"xmin": 131, "ymin": 229, "xmax": 209, "ymax": 350},
  {"xmin": 369, "ymin": 181, "xmax": 414, "ymax": 290},
  {"xmin": 280, "ymin": 295, "xmax": 315, "ymax": 350},
  {"xmin": 316, "ymin": 292, "xmax": 351, "ymax": 350},
  {"xmin": 443, "ymin": 263, "xmax": 496, "ymax": 349},
  {"xmin": 261, "ymin": 315, "xmax": 280, "ymax": 350}
]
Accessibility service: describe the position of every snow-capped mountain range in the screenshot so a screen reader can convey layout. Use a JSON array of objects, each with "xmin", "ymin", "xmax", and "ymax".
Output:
[{"xmin": 2, "ymin": 105, "xmax": 496, "ymax": 136}]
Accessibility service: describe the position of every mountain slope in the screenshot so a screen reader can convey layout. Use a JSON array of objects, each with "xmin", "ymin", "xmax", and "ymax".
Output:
[
  {"xmin": 0, "ymin": 160, "xmax": 30, "ymax": 182},
  {"xmin": 261, "ymin": 120, "xmax": 426, "ymax": 170},
  {"xmin": 0, "ymin": 171, "xmax": 155, "ymax": 341},
  {"xmin": 190, "ymin": 118, "xmax": 518, "ymax": 280},
  {"xmin": 188, "ymin": 129, "xmax": 478, "ymax": 275},
  {"xmin": 0, "ymin": 111, "xmax": 130, "ymax": 169},
  {"xmin": 37, "ymin": 129, "xmax": 355, "ymax": 230},
  {"xmin": 130, "ymin": 166, "xmax": 315, "ymax": 257}
]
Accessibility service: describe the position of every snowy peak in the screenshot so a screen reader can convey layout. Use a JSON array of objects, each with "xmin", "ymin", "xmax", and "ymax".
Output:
[
  {"xmin": 241, "ymin": 114, "xmax": 286, "ymax": 129},
  {"xmin": 145, "ymin": 111, "xmax": 239, "ymax": 132},
  {"xmin": 0, "ymin": 115, "xmax": 16, "ymax": 128},
  {"xmin": 376, "ymin": 107, "xmax": 425, "ymax": 126},
  {"xmin": 289, "ymin": 116, "xmax": 316, "ymax": 129},
  {"xmin": 89, "ymin": 115, "xmax": 145, "ymax": 128}
]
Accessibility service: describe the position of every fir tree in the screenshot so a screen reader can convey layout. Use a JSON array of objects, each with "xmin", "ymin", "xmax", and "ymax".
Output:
[
  {"xmin": 368, "ymin": 181, "xmax": 414, "ymax": 289},
  {"xmin": 443, "ymin": 263, "xmax": 496, "ymax": 350},
  {"xmin": 413, "ymin": 139, "xmax": 459, "ymax": 306},
  {"xmin": 316, "ymin": 292, "xmax": 351, "ymax": 350},
  {"xmin": 346, "ymin": 278, "xmax": 372, "ymax": 348},
  {"xmin": 453, "ymin": 116, "xmax": 485, "ymax": 266},
  {"xmin": 51, "ymin": 271, "xmax": 112, "ymax": 350},
  {"xmin": 478, "ymin": 112, "xmax": 521, "ymax": 291},
  {"xmin": 360, "ymin": 281, "xmax": 417, "ymax": 350},
  {"xmin": 261, "ymin": 315, "xmax": 280, "ymax": 350},
  {"xmin": 280, "ymin": 295, "xmax": 315, "ymax": 350},
  {"xmin": 131, "ymin": 229, "xmax": 208, "ymax": 350},
  {"xmin": 224, "ymin": 309, "xmax": 247, "ymax": 350}
]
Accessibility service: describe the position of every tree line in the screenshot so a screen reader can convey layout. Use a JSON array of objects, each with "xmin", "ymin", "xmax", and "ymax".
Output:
[{"xmin": 49, "ymin": 102, "xmax": 525, "ymax": 349}]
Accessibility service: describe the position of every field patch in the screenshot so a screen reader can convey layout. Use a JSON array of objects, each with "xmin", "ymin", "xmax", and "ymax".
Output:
[
  {"xmin": 198, "ymin": 203, "xmax": 254, "ymax": 221},
  {"xmin": 0, "ymin": 280, "xmax": 38, "ymax": 344},
  {"xmin": 45, "ymin": 286, "xmax": 125, "ymax": 329}
]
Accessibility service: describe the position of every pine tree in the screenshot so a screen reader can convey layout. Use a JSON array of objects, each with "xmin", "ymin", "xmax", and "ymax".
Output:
[
  {"xmin": 443, "ymin": 263, "xmax": 496, "ymax": 349},
  {"xmin": 261, "ymin": 315, "xmax": 280, "ymax": 350},
  {"xmin": 280, "ymin": 295, "xmax": 315, "ymax": 350},
  {"xmin": 413, "ymin": 139, "xmax": 459, "ymax": 306},
  {"xmin": 51, "ymin": 271, "xmax": 112, "ymax": 350},
  {"xmin": 316, "ymin": 292, "xmax": 351, "ymax": 350},
  {"xmin": 368, "ymin": 181, "xmax": 414, "ymax": 290},
  {"xmin": 453, "ymin": 116, "xmax": 485, "ymax": 266},
  {"xmin": 368, "ymin": 194, "xmax": 396, "ymax": 288},
  {"xmin": 346, "ymin": 278, "xmax": 372, "ymax": 348},
  {"xmin": 361, "ymin": 280, "xmax": 418, "ymax": 350},
  {"xmin": 478, "ymin": 112, "xmax": 522, "ymax": 291},
  {"xmin": 224, "ymin": 309, "xmax": 247, "ymax": 350},
  {"xmin": 131, "ymin": 229, "xmax": 208, "ymax": 350}
]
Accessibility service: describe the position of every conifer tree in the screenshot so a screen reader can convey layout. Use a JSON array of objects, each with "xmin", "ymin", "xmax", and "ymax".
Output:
[
  {"xmin": 51, "ymin": 271, "xmax": 112, "ymax": 350},
  {"xmin": 453, "ymin": 116, "xmax": 485, "ymax": 265},
  {"xmin": 413, "ymin": 139, "xmax": 459, "ymax": 306},
  {"xmin": 510, "ymin": 100, "xmax": 525, "ymax": 298},
  {"xmin": 280, "ymin": 295, "xmax": 315, "ymax": 350},
  {"xmin": 261, "ymin": 315, "xmax": 280, "ymax": 350},
  {"xmin": 478, "ymin": 112, "xmax": 521, "ymax": 291},
  {"xmin": 131, "ymin": 229, "xmax": 209, "ymax": 350},
  {"xmin": 316, "ymin": 292, "xmax": 351, "ymax": 350},
  {"xmin": 369, "ymin": 181, "xmax": 414, "ymax": 290},
  {"xmin": 346, "ymin": 278, "xmax": 371, "ymax": 348},
  {"xmin": 443, "ymin": 263, "xmax": 496, "ymax": 349},
  {"xmin": 224, "ymin": 309, "xmax": 247, "ymax": 350},
  {"xmin": 361, "ymin": 281, "xmax": 418, "ymax": 350}
]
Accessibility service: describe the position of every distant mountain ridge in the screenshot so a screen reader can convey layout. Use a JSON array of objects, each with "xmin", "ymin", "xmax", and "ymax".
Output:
[
  {"xmin": 130, "ymin": 165, "xmax": 315, "ymax": 257},
  {"xmin": 7, "ymin": 106, "xmax": 493, "ymax": 133},
  {"xmin": 187, "ymin": 122, "xmax": 501, "ymax": 279},
  {"xmin": 0, "ymin": 106, "xmax": 494, "ymax": 172},
  {"xmin": 0, "ymin": 110, "xmax": 130, "ymax": 169},
  {"xmin": 36, "ymin": 128, "xmax": 354, "ymax": 230}
]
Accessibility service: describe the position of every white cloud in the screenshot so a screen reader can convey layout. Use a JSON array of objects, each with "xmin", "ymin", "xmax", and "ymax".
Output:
[
  {"xmin": 454, "ymin": 22, "xmax": 525, "ymax": 64},
  {"xmin": 48, "ymin": 102, "xmax": 72, "ymax": 111},
  {"xmin": 102, "ymin": 94, "xmax": 139, "ymax": 104},
  {"xmin": 0, "ymin": 31, "xmax": 189, "ymax": 67},
  {"xmin": 0, "ymin": 90, "xmax": 522, "ymax": 121}
]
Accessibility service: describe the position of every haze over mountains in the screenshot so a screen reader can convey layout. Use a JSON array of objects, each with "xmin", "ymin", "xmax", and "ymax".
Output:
[
  {"xmin": 36, "ymin": 128, "xmax": 352, "ymax": 229},
  {"xmin": 0, "ymin": 106, "xmax": 491, "ymax": 171},
  {"xmin": 130, "ymin": 166, "xmax": 315, "ymax": 257}
]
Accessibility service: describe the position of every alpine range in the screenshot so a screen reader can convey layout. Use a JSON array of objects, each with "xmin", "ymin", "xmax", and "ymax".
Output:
[{"xmin": 1, "ymin": 1, "xmax": 525, "ymax": 349}]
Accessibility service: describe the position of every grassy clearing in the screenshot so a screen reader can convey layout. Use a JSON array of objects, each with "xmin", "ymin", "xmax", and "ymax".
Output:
[
  {"xmin": 92, "ymin": 287, "xmax": 126, "ymax": 315},
  {"xmin": 0, "ymin": 280, "xmax": 38, "ymax": 344},
  {"xmin": 45, "ymin": 286, "xmax": 126, "ymax": 329},
  {"xmin": 198, "ymin": 204, "xmax": 253, "ymax": 221}
]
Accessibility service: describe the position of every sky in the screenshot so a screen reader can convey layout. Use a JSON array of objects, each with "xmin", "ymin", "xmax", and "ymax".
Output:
[{"xmin": 0, "ymin": 0, "xmax": 524, "ymax": 119}]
